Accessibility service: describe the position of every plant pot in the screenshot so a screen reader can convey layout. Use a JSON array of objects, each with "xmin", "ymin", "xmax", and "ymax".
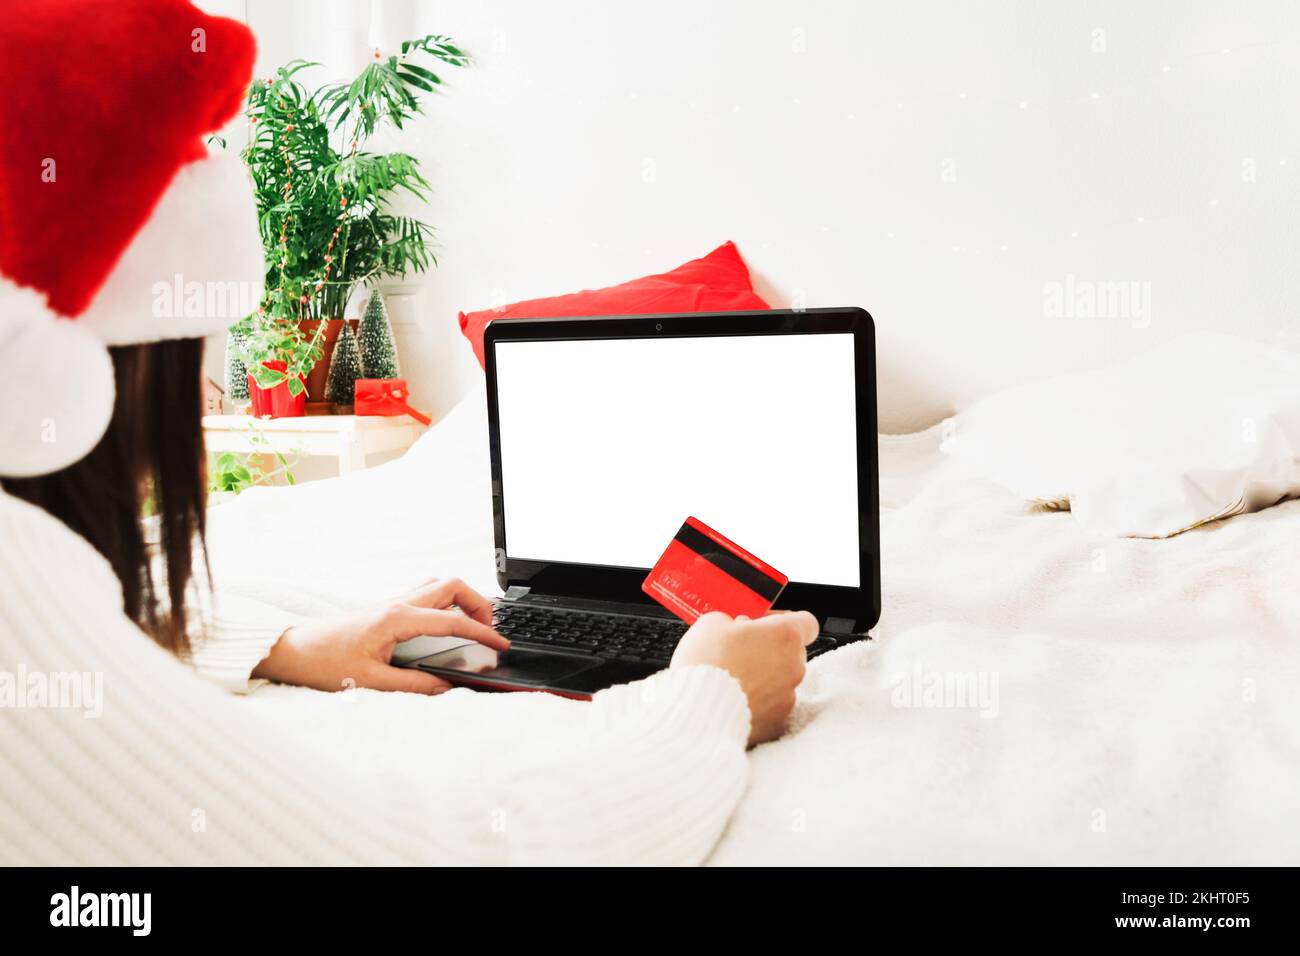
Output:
[
  {"xmin": 298, "ymin": 318, "xmax": 360, "ymax": 403},
  {"xmin": 247, "ymin": 360, "xmax": 306, "ymax": 419}
]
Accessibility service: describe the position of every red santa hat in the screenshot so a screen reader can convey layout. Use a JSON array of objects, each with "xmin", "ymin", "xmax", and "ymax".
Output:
[{"xmin": 0, "ymin": 0, "xmax": 263, "ymax": 477}]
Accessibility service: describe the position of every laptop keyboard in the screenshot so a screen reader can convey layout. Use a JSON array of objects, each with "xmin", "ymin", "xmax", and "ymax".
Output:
[{"xmin": 492, "ymin": 602, "xmax": 840, "ymax": 668}]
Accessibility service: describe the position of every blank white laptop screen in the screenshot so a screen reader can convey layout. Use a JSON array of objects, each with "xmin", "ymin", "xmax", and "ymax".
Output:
[{"xmin": 493, "ymin": 332, "xmax": 860, "ymax": 588}]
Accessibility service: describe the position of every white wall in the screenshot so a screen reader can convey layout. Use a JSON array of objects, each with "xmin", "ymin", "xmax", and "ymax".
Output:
[{"xmin": 206, "ymin": 0, "xmax": 1300, "ymax": 432}]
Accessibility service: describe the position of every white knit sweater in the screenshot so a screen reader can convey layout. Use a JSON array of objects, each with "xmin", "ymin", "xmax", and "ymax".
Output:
[{"xmin": 0, "ymin": 490, "xmax": 752, "ymax": 865}]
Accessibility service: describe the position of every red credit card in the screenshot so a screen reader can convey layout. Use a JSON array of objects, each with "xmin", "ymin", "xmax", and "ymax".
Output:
[{"xmin": 642, "ymin": 516, "xmax": 788, "ymax": 623}]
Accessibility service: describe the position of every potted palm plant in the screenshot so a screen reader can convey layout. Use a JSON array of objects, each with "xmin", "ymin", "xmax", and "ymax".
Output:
[{"xmin": 227, "ymin": 36, "xmax": 468, "ymax": 414}]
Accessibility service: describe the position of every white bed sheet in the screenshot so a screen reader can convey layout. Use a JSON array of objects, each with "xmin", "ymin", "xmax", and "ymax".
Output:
[{"xmin": 205, "ymin": 392, "xmax": 1300, "ymax": 865}]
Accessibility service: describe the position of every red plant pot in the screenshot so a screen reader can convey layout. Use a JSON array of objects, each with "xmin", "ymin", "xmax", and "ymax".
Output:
[{"xmin": 247, "ymin": 360, "xmax": 306, "ymax": 419}]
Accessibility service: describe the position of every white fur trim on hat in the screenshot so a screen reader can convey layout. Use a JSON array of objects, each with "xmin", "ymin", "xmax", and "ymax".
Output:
[
  {"xmin": 0, "ymin": 282, "xmax": 115, "ymax": 477},
  {"xmin": 80, "ymin": 151, "xmax": 266, "ymax": 344}
]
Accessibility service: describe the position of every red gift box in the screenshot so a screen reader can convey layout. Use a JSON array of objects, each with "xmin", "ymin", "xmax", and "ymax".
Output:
[{"xmin": 353, "ymin": 378, "xmax": 431, "ymax": 425}]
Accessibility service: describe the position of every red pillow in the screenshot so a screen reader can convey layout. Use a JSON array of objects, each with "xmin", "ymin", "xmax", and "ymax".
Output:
[{"xmin": 457, "ymin": 241, "xmax": 770, "ymax": 368}]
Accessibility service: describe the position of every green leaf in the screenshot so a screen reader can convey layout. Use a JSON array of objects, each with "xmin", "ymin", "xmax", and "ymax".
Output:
[
  {"xmin": 399, "ymin": 62, "xmax": 443, "ymax": 83},
  {"xmin": 397, "ymin": 70, "xmax": 436, "ymax": 93}
]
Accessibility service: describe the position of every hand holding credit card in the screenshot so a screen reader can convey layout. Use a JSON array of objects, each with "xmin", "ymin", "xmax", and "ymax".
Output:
[{"xmin": 642, "ymin": 516, "xmax": 789, "ymax": 623}]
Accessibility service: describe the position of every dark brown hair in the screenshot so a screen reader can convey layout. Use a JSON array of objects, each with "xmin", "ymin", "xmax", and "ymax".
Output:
[{"xmin": 1, "ymin": 339, "xmax": 209, "ymax": 655}]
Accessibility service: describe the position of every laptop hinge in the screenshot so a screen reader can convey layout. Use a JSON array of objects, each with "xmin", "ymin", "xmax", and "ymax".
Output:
[
  {"xmin": 824, "ymin": 616, "xmax": 856, "ymax": 636},
  {"xmin": 502, "ymin": 585, "xmax": 531, "ymax": 601}
]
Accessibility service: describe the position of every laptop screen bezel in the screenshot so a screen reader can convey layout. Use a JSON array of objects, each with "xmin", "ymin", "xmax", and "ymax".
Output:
[{"xmin": 483, "ymin": 307, "xmax": 881, "ymax": 633}]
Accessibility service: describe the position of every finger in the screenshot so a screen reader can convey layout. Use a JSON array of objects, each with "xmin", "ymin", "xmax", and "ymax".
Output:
[
  {"xmin": 684, "ymin": 610, "xmax": 733, "ymax": 639},
  {"xmin": 742, "ymin": 609, "xmax": 820, "ymax": 646},
  {"xmin": 390, "ymin": 606, "xmax": 511, "ymax": 650},
  {"xmin": 695, "ymin": 610, "xmax": 734, "ymax": 626},
  {"xmin": 356, "ymin": 663, "xmax": 453, "ymax": 696},
  {"xmin": 407, "ymin": 578, "xmax": 496, "ymax": 625}
]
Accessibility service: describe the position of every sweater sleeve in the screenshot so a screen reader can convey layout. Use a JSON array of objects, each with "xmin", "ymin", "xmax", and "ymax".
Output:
[
  {"xmin": 0, "ymin": 495, "xmax": 750, "ymax": 865},
  {"xmin": 186, "ymin": 590, "xmax": 305, "ymax": 694}
]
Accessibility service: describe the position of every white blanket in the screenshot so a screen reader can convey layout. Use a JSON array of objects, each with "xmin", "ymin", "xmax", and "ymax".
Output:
[{"xmin": 206, "ymin": 394, "xmax": 1300, "ymax": 865}]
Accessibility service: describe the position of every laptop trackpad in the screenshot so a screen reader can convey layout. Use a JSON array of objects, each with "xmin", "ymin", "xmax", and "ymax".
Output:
[{"xmin": 416, "ymin": 644, "xmax": 600, "ymax": 685}]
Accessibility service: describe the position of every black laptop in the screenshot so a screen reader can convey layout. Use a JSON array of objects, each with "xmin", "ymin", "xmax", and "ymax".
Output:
[{"xmin": 395, "ymin": 308, "xmax": 880, "ymax": 699}]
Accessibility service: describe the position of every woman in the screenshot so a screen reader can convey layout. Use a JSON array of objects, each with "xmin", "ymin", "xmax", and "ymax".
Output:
[{"xmin": 0, "ymin": 0, "xmax": 815, "ymax": 865}]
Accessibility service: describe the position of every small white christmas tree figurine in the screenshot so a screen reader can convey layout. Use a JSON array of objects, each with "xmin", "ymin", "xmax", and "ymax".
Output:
[
  {"xmin": 357, "ymin": 289, "xmax": 400, "ymax": 379},
  {"xmin": 224, "ymin": 326, "xmax": 250, "ymax": 403},
  {"xmin": 326, "ymin": 321, "xmax": 362, "ymax": 407}
]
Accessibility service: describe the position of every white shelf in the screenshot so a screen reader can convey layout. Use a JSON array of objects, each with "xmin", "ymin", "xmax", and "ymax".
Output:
[{"xmin": 202, "ymin": 414, "xmax": 427, "ymax": 475}]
